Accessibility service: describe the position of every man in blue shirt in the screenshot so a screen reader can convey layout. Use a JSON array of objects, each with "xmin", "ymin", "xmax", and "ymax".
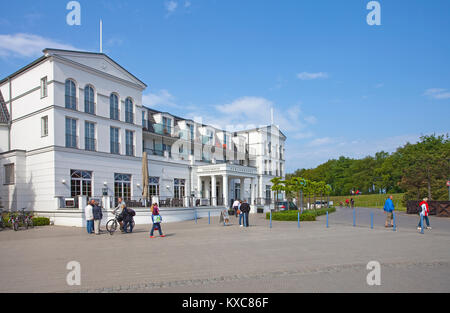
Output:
[{"xmin": 383, "ymin": 195, "xmax": 395, "ymax": 228}]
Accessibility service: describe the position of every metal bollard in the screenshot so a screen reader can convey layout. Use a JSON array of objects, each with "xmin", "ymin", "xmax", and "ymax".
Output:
[
  {"xmin": 353, "ymin": 209, "xmax": 356, "ymax": 227},
  {"xmin": 195, "ymin": 210, "xmax": 197, "ymax": 224},
  {"xmin": 244, "ymin": 212, "xmax": 247, "ymax": 228},
  {"xmin": 269, "ymin": 211, "xmax": 272, "ymax": 229},
  {"xmin": 326, "ymin": 211, "xmax": 329, "ymax": 228},
  {"xmin": 393, "ymin": 212, "xmax": 397, "ymax": 232},
  {"xmin": 208, "ymin": 211, "xmax": 210, "ymax": 225},
  {"xmin": 371, "ymin": 212, "xmax": 374, "ymax": 229},
  {"xmin": 298, "ymin": 211, "xmax": 300, "ymax": 229}
]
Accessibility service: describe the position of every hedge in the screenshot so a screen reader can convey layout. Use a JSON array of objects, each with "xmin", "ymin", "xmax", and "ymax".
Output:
[
  {"xmin": 266, "ymin": 207, "xmax": 336, "ymax": 222},
  {"xmin": 32, "ymin": 217, "xmax": 50, "ymax": 226},
  {"xmin": 1, "ymin": 213, "xmax": 50, "ymax": 227}
]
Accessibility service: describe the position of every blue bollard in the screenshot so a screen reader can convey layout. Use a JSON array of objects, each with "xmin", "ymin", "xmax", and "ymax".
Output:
[
  {"xmin": 393, "ymin": 212, "xmax": 397, "ymax": 231},
  {"xmin": 195, "ymin": 210, "xmax": 197, "ymax": 224},
  {"xmin": 298, "ymin": 211, "xmax": 300, "ymax": 229},
  {"xmin": 420, "ymin": 215, "xmax": 424, "ymax": 234},
  {"xmin": 371, "ymin": 212, "xmax": 374, "ymax": 229},
  {"xmin": 353, "ymin": 209, "xmax": 356, "ymax": 227},
  {"xmin": 244, "ymin": 212, "xmax": 247, "ymax": 228},
  {"xmin": 326, "ymin": 211, "xmax": 329, "ymax": 228},
  {"xmin": 270, "ymin": 211, "xmax": 272, "ymax": 229},
  {"xmin": 208, "ymin": 211, "xmax": 210, "ymax": 225}
]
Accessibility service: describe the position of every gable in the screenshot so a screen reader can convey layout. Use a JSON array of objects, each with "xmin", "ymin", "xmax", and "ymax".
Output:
[{"xmin": 44, "ymin": 49, "xmax": 147, "ymax": 89}]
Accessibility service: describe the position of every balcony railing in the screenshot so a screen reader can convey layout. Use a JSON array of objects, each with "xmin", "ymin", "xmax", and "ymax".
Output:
[
  {"xmin": 144, "ymin": 148, "xmax": 164, "ymax": 157},
  {"xmin": 65, "ymin": 134, "xmax": 78, "ymax": 148},
  {"xmin": 85, "ymin": 137, "xmax": 96, "ymax": 151},
  {"xmin": 110, "ymin": 109, "xmax": 120, "ymax": 121},
  {"xmin": 126, "ymin": 144, "xmax": 135, "ymax": 156},
  {"xmin": 84, "ymin": 101, "xmax": 96, "ymax": 115},
  {"xmin": 65, "ymin": 95, "xmax": 77, "ymax": 110},
  {"xmin": 125, "ymin": 112, "xmax": 134, "ymax": 124},
  {"xmin": 110, "ymin": 142, "xmax": 120, "ymax": 154}
]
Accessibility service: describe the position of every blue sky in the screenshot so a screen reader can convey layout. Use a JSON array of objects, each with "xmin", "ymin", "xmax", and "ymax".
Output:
[{"xmin": 0, "ymin": 0, "xmax": 449, "ymax": 171}]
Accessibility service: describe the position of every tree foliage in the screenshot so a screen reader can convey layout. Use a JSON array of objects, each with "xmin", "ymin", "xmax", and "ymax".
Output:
[{"xmin": 287, "ymin": 134, "xmax": 450, "ymax": 200}]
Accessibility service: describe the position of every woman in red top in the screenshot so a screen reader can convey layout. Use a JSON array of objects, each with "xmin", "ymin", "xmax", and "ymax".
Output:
[{"xmin": 150, "ymin": 203, "xmax": 165, "ymax": 238}]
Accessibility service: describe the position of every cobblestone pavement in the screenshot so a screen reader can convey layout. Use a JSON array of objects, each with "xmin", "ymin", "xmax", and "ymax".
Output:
[{"xmin": 0, "ymin": 207, "xmax": 449, "ymax": 293}]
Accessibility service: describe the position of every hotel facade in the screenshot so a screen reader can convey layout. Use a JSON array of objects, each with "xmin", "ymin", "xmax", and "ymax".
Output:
[{"xmin": 0, "ymin": 49, "xmax": 286, "ymax": 226}]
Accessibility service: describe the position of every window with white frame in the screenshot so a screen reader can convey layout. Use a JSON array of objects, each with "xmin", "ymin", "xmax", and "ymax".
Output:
[
  {"xmin": 174, "ymin": 178, "xmax": 185, "ymax": 199},
  {"xmin": 40, "ymin": 77, "xmax": 47, "ymax": 98},
  {"xmin": 148, "ymin": 177, "xmax": 160, "ymax": 197},
  {"xmin": 41, "ymin": 116, "xmax": 48, "ymax": 137},
  {"xmin": 4, "ymin": 163, "xmax": 15, "ymax": 185}
]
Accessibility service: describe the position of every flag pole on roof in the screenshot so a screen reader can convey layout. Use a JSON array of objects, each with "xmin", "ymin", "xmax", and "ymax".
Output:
[{"xmin": 100, "ymin": 19, "xmax": 103, "ymax": 53}]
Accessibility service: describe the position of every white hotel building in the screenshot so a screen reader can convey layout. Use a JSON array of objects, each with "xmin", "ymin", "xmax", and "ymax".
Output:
[{"xmin": 0, "ymin": 49, "xmax": 286, "ymax": 226}]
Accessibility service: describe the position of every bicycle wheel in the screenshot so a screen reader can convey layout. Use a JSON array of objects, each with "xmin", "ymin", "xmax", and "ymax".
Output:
[
  {"xmin": 13, "ymin": 222, "xmax": 19, "ymax": 231},
  {"xmin": 106, "ymin": 219, "xmax": 117, "ymax": 235},
  {"xmin": 28, "ymin": 219, "xmax": 34, "ymax": 229},
  {"xmin": 25, "ymin": 219, "xmax": 29, "ymax": 229}
]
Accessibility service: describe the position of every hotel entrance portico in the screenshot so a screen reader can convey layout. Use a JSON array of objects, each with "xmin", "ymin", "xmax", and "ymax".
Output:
[{"xmin": 196, "ymin": 164, "xmax": 258, "ymax": 208}]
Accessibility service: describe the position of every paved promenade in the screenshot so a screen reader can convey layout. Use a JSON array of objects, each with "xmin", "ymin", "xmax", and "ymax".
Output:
[{"xmin": 0, "ymin": 207, "xmax": 449, "ymax": 293}]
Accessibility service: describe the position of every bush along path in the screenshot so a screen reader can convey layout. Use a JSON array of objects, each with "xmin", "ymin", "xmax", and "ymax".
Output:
[{"xmin": 266, "ymin": 207, "xmax": 336, "ymax": 222}]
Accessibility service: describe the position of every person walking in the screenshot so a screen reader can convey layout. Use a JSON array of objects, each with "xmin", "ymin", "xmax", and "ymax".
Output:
[
  {"xmin": 383, "ymin": 195, "xmax": 395, "ymax": 228},
  {"xmin": 417, "ymin": 197, "xmax": 432, "ymax": 230},
  {"xmin": 350, "ymin": 198, "xmax": 355, "ymax": 209},
  {"xmin": 92, "ymin": 200, "xmax": 103, "ymax": 235},
  {"xmin": 240, "ymin": 200, "xmax": 250, "ymax": 228},
  {"xmin": 150, "ymin": 203, "xmax": 165, "ymax": 238},
  {"xmin": 85, "ymin": 200, "xmax": 94, "ymax": 234}
]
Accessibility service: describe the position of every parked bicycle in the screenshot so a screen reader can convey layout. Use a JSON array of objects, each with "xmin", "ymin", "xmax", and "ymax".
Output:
[
  {"xmin": 19, "ymin": 209, "xmax": 34, "ymax": 229},
  {"xmin": 0, "ymin": 210, "xmax": 5, "ymax": 231},
  {"xmin": 9, "ymin": 213, "xmax": 19, "ymax": 231}
]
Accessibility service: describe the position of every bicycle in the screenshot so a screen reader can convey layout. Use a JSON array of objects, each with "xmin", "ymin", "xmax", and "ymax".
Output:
[
  {"xmin": 9, "ymin": 213, "xmax": 19, "ymax": 231},
  {"xmin": 106, "ymin": 209, "xmax": 135, "ymax": 235},
  {"xmin": 18, "ymin": 209, "xmax": 34, "ymax": 229},
  {"xmin": 0, "ymin": 210, "xmax": 5, "ymax": 231}
]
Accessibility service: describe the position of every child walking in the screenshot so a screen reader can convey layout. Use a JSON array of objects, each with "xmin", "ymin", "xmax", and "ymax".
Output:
[{"xmin": 150, "ymin": 203, "xmax": 165, "ymax": 238}]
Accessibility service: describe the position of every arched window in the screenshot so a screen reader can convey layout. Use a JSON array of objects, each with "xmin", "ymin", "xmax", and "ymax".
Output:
[
  {"xmin": 84, "ymin": 85, "xmax": 95, "ymax": 114},
  {"xmin": 125, "ymin": 98, "xmax": 133, "ymax": 123},
  {"xmin": 65, "ymin": 79, "xmax": 77, "ymax": 110},
  {"xmin": 110, "ymin": 94, "xmax": 119, "ymax": 120}
]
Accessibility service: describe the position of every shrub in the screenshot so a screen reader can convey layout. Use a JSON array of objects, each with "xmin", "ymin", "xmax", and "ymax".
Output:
[
  {"xmin": 32, "ymin": 217, "xmax": 50, "ymax": 226},
  {"xmin": 266, "ymin": 207, "xmax": 336, "ymax": 222}
]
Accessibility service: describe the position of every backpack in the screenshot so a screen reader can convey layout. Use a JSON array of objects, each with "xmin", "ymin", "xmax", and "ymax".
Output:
[{"xmin": 128, "ymin": 208, "xmax": 136, "ymax": 217}]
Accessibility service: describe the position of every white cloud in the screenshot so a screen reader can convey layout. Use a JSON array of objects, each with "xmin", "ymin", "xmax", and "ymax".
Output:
[
  {"xmin": 297, "ymin": 72, "xmax": 328, "ymax": 80},
  {"xmin": 184, "ymin": 1, "xmax": 191, "ymax": 8},
  {"xmin": 286, "ymin": 134, "xmax": 423, "ymax": 170},
  {"xmin": 165, "ymin": 1, "xmax": 178, "ymax": 14},
  {"xmin": 307, "ymin": 137, "xmax": 333, "ymax": 147},
  {"xmin": 143, "ymin": 89, "xmax": 179, "ymax": 109},
  {"xmin": 0, "ymin": 33, "xmax": 77, "ymax": 58},
  {"xmin": 424, "ymin": 88, "xmax": 450, "ymax": 100}
]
